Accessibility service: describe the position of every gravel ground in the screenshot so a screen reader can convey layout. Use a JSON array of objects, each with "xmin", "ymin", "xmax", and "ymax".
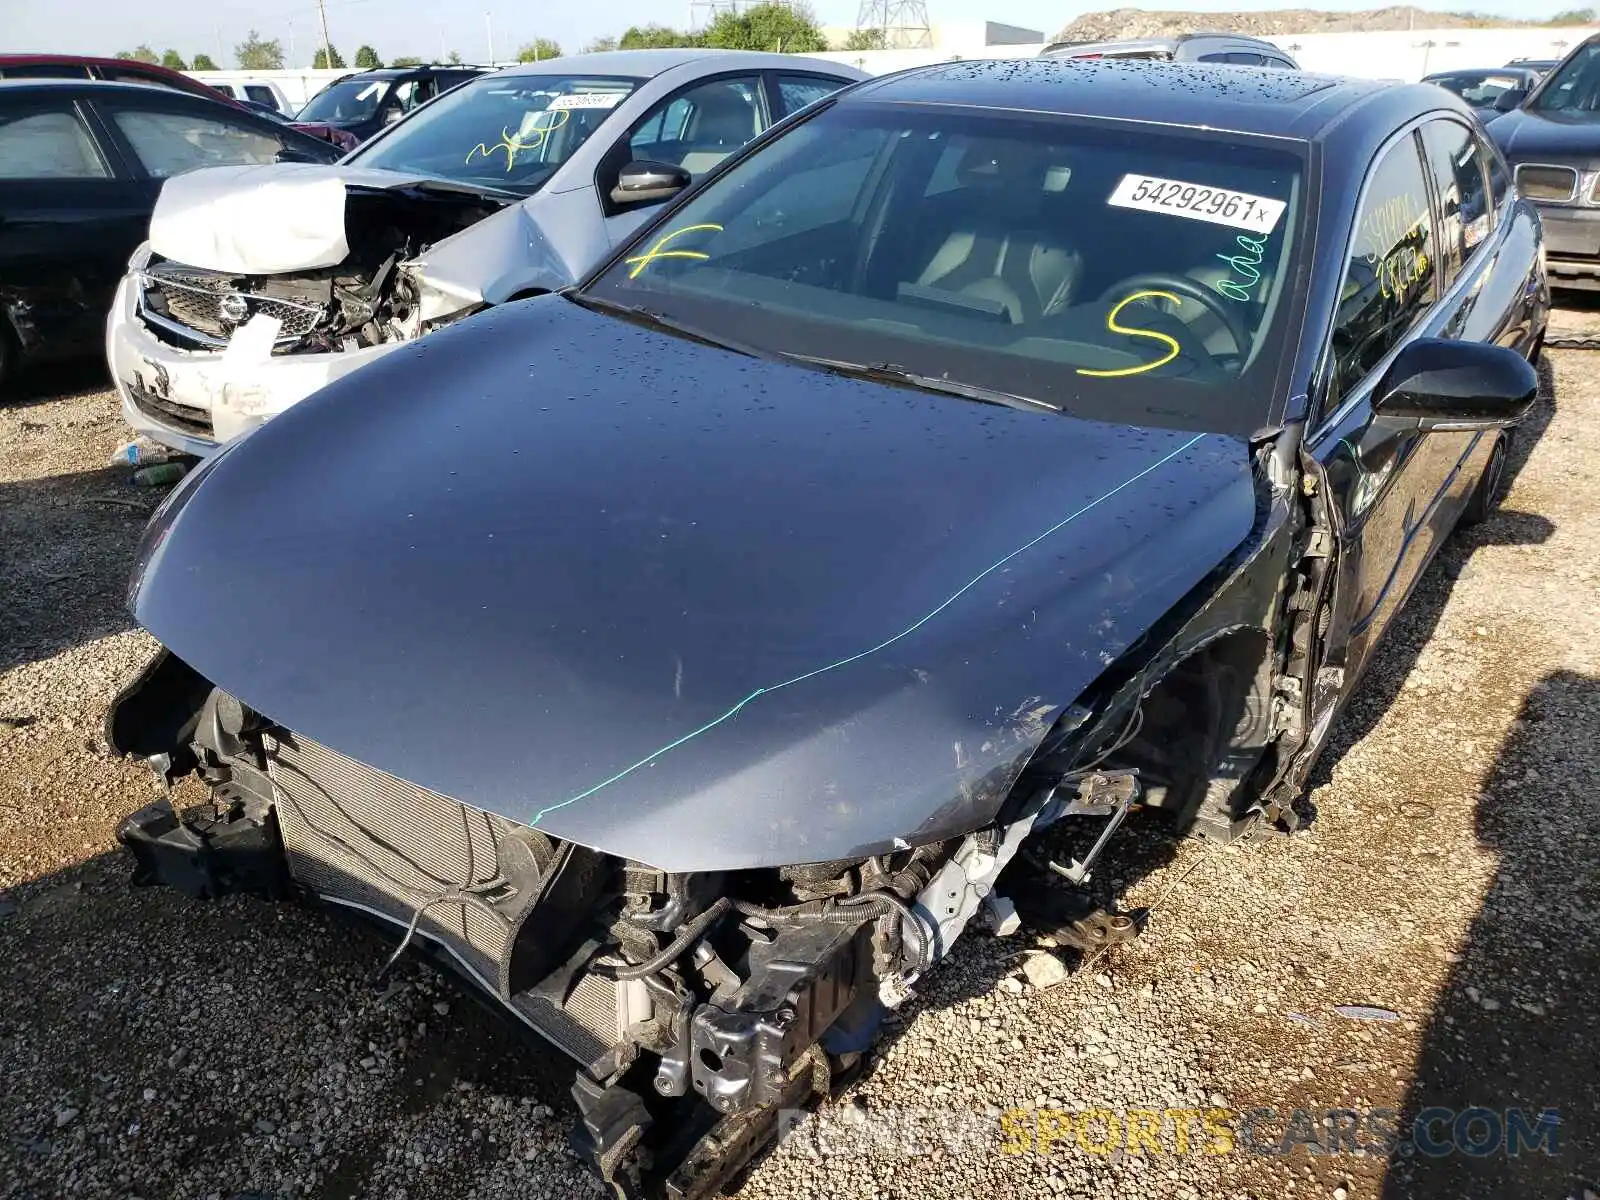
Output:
[{"xmin": 2, "ymin": 324, "xmax": 1597, "ymax": 1200}]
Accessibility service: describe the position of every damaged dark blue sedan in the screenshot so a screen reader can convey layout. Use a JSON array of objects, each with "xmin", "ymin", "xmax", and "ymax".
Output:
[{"xmin": 108, "ymin": 60, "xmax": 1547, "ymax": 1197}]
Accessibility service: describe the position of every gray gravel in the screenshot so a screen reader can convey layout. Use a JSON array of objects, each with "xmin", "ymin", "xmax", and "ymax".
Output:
[{"xmin": 3, "ymin": 329, "xmax": 1597, "ymax": 1199}]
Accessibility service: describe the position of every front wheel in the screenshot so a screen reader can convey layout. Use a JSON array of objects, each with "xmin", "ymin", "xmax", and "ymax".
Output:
[{"xmin": 1459, "ymin": 432, "xmax": 1508, "ymax": 527}]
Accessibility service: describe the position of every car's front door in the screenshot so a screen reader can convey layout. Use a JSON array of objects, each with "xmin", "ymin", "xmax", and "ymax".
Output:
[
  {"xmin": 0, "ymin": 93, "xmax": 142, "ymax": 360},
  {"xmin": 598, "ymin": 73, "xmax": 771, "ymax": 245},
  {"xmin": 1307, "ymin": 124, "xmax": 1482, "ymax": 690}
]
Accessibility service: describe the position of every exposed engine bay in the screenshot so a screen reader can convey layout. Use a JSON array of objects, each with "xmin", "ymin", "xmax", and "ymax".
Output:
[
  {"xmin": 106, "ymin": 652, "xmax": 1212, "ymax": 1199},
  {"xmin": 137, "ymin": 185, "xmax": 504, "ymax": 356}
]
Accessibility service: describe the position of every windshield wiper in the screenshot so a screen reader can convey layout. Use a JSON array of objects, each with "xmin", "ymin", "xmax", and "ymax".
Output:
[
  {"xmin": 562, "ymin": 291, "xmax": 772, "ymax": 359},
  {"xmin": 775, "ymin": 354, "xmax": 1061, "ymax": 414}
]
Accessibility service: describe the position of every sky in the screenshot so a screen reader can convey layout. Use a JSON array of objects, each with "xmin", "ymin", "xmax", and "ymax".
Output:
[{"xmin": 0, "ymin": 0, "xmax": 1583, "ymax": 67}]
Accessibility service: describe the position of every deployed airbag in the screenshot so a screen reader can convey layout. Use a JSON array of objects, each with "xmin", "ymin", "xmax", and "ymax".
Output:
[{"xmin": 147, "ymin": 164, "xmax": 441, "ymax": 275}]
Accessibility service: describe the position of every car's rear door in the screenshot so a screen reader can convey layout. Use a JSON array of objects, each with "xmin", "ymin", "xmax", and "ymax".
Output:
[{"xmin": 0, "ymin": 90, "xmax": 144, "ymax": 358}]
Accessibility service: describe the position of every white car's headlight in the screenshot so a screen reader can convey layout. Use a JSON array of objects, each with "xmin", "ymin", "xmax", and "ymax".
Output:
[{"xmin": 127, "ymin": 242, "xmax": 154, "ymax": 273}]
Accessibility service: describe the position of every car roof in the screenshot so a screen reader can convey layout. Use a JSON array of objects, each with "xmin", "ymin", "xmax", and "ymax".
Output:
[
  {"xmin": 845, "ymin": 58, "xmax": 1418, "ymax": 143},
  {"xmin": 1044, "ymin": 33, "xmax": 1289, "ymax": 55},
  {"xmin": 0, "ymin": 76, "xmax": 215, "ymax": 96},
  {"xmin": 494, "ymin": 47, "xmax": 857, "ymax": 79}
]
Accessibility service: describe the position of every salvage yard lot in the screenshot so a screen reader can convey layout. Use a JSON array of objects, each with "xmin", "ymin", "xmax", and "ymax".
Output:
[{"xmin": 2, "ymin": 337, "xmax": 1597, "ymax": 1199}]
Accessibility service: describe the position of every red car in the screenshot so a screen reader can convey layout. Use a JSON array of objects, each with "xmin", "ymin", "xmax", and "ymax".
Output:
[{"xmin": 0, "ymin": 55, "xmax": 354, "ymax": 153}]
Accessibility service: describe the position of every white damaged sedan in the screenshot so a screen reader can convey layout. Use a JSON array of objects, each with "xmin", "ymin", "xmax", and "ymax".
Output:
[{"xmin": 108, "ymin": 49, "xmax": 863, "ymax": 454}]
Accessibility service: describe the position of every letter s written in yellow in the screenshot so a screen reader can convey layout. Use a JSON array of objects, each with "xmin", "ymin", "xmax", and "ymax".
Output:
[
  {"xmin": 1202, "ymin": 1108, "xmax": 1235, "ymax": 1155},
  {"xmin": 1077, "ymin": 290, "xmax": 1185, "ymax": 379},
  {"xmin": 998, "ymin": 1109, "xmax": 1035, "ymax": 1155}
]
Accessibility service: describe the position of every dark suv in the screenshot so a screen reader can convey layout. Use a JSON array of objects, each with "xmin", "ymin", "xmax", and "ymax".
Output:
[{"xmin": 294, "ymin": 64, "xmax": 489, "ymax": 145}]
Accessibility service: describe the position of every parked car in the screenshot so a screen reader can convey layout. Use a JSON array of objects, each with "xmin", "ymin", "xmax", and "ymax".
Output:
[
  {"xmin": 110, "ymin": 57, "xmax": 1544, "ymax": 1199},
  {"xmin": 1505, "ymin": 57, "xmax": 1561, "ymax": 78},
  {"xmin": 1422, "ymin": 66, "xmax": 1541, "ymax": 113},
  {"xmin": 109, "ymin": 49, "xmax": 867, "ymax": 454},
  {"xmin": 201, "ymin": 76, "xmax": 294, "ymax": 113},
  {"xmin": 0, "ymin": 79, "xmax": 341, "ymax": 391},
  {"xmin": 0, "ymin": 54, "xmax": 234, "ymax": 105},
  {"xmin": 293, "ymin": 63, "xmax": 490, "ymax": 145},
  {"xmin": 1485, "ymin": 34, "xmax": 1600, "ymax": 290},
  {"xmin": 1040, "ymin": 32, "xmax": 1298, "ymax": 69},
  {"xmin": 241, "ymin": 99, "xmax": 360, "ymax": 153}
]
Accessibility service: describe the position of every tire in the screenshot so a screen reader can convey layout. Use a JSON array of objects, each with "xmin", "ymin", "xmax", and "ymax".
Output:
[
  {"xmin": 0, "ymin": 317, "xmax": 15, "ymax": 396},
  {"xmin": 1459, "ymin": 432, "xmax": 1508, "ymax": 526}
]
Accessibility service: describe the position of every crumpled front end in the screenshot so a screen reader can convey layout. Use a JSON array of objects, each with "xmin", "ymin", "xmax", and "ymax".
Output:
[
  {"xmin": 109, "ymin": 166, "xmax": 513, "ymax": 452},
  {"xmin": 110, "ymin": 651, "xmax": 1118, "ymax": 1198}
]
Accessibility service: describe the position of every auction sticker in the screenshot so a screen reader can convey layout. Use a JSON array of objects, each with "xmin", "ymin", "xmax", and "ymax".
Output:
[
  {"xmin": 1107, "ymin": 173, "xmax": 1286, "ymax": 233},
  {"xmin": 548, "ymin": 91, "xmax": 628, "ymax": 110}
]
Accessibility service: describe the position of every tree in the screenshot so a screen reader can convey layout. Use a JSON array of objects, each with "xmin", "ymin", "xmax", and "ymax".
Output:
[
  {"xmin": 354, "ymin": 45, "xmax": 383, "ymax": 69},
  {"xmin": 448, "ymin": 49, "xmax": 463, "ymax": 64},
  {"xmin": 390, "ymin": 55, "xmax": 424, "ymax": 67},
  {"xmin": 115, "ymin": 46, "xmax": 159, "ymax": 64},
  {"xmin": 516, "ymin": 39, "xmax": 563, "ymax": 62},
  {"xmin": 192, "ymin": 53, "xmax": 219, "ymax": 71},
  {"xmin": 312, "ymin": 45, "xmax": 347, "ymax": 69},
  {"xmin": 1549, "ymin": 7, "xmax": 1597, "ymax": 22},
  {"xmin": 842, "ymin": 27, "xmax": 887, "ymax": 51},
  {"xmin": 619, "ymin": 24, "xmax": 701, "ymax": 50},
  {"xmin": 235, "ymin": 30, "xmax": 285, "ymax": 70},
  {"xmin": 160, "ymin": 49, "xmax": 189, "ymax": 70},
  {"xmin": 583, "ymin": 36, "xmax": 619, "ymax": 54},
  {"xmin": 703, "ymin": 2, "xmax": 827, "ymax": 53}
]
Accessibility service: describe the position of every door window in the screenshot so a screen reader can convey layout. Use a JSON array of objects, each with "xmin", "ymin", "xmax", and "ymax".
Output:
[
  {"xmin": 108, "ymin": 107, "xmax": 285, "ymax": 178},
  {"xmin": 1328, "ymin": 135, "xmax": 1437, "ymax": 400},
  {"xmin": 244, "ymin": 85, "xmax": 281, "ymax": 110},
  {"xmin": 1421, "ymin": 118, "xmax": 1491, "ymax": 284},
  {"xmin": 777, "ymin": 74, "xmax": 849, "ymax": 116},
  {"xmin": 0, "ymin": 106, "xmax": 109, "ymax": 178},
  {"xmin": 626, "ymin": 77, "xmax": 764, "ymax": 177}
]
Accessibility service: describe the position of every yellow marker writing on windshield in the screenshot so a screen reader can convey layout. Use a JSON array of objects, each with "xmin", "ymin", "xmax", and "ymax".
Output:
[
  {"xmin": 466, "ymin": 110, "xmax": 570, "ymax": 172},
  {"xmin": 1076, "ymin": 290, "xmax": 1184, "ymax": 379},
  {"xmin": 624, "ymin": 224, "xmax": 724, "ymax": 279}
]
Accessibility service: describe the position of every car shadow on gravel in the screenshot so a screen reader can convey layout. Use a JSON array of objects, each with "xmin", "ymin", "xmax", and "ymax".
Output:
[
  {"xmin": 1380, "ymin": 670, "xmax": 1600, "ymax": 1199},
  {"xmin": 0, "ymin": 467, "xmax": 160, "ymax": 678},
  {"xmin": 2, "ymin": 359, "xmax": 112, "ymax": 411}
]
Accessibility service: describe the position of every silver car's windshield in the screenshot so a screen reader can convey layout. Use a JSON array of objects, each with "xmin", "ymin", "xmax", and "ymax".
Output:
[{"xmin": 351, "ymin": 73, "xmax": 642, "ymax": 194}]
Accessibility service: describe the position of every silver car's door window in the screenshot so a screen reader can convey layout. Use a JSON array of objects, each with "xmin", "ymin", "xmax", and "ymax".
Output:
[{"xmin": 625, "ymin": 76, "xmax": 765, "ymax": 179}]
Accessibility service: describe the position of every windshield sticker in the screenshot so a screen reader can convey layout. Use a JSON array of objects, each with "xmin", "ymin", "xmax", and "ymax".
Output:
[
  {"xmin": 465, "ymin": 109, "xmax": 570, "ymax": 171},
  {"xmin": 1108, "ymin": 174, "xmax": 1286, "ymax": 234},
  {"xmin": 1076, "ymin": 290, "xmax": 1184, "ymax": 379},
  {"xmin": 1214, "ymin": 233, "xmax": 1270, "ymax": 302},
  {"xmin": 547, "ymin": 91, "xmax": 627, "ymax": 110},
  {"xmin": 623, "ymin": 224, "xmax": 724, "ymax": 279}
]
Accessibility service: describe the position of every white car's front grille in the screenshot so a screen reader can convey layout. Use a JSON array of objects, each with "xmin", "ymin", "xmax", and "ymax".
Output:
[{"xmin": 137, "ymin": 264, "xmax": 325, "ymax": 349}]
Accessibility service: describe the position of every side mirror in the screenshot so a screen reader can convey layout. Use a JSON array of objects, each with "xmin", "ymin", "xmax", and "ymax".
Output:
[
  {"xmin": 1494, "ymin": 86, "xmax": 1528, "ymax": 112},
  {"xmin": 610, "ymin": 160, "xmax": 692, "ymax": 207},
  {"xmin": 1373, "ymin": 338, "xmax": 1537, "ymax": 432}
]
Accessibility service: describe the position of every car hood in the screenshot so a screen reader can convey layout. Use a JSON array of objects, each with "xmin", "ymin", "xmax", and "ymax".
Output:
[
  {"xmin": 146, "ymin": 162, "xmax": 562, "ymax": 291},
  {"xmin": 1488, "ymin": 107, "xmax": 1600, "ymax": 163},
  {"xmin": 130, "ymin": 298, "xmax": 1258, "ymax": 871}
]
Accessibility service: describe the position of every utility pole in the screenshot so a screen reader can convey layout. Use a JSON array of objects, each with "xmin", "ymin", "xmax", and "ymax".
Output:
[
  {"xmin": 485, "ymin": 11, "xmax": 495, "ymax": 65},
  {"xmin": 316, "ymin": 0, "xmax": 334, "ymax": 69}
]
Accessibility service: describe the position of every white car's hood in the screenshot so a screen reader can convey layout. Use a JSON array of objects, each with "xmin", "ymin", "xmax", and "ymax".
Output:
[{"xmin": 148, "ymin": 163, "xmax": 450, "ymax": 274}]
